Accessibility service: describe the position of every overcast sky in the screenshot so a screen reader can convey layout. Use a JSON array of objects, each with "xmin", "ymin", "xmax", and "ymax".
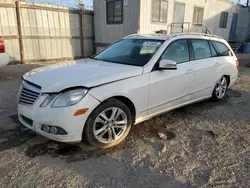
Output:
[
  {"xmin": 26, "ymin": 0, "xmax": 248, "ymax": 9},
  {"xmin": 26, "ymin": 0, "xmax": 93, "ymax": 9}
]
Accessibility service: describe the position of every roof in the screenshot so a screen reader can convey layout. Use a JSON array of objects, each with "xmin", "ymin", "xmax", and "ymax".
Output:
[{"xmin": 124, "ymin": 32, "xmax": 224, "ymax": 41}]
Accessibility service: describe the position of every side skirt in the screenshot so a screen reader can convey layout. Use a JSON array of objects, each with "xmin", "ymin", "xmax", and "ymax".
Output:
[{"xmin": 134, "ymin": 95, "xmax": 211, "ymax": 125}]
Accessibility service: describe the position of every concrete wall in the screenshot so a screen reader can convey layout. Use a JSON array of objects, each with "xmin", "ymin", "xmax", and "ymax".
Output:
[
  {"xmin": 0, "ymin": 1, "xmax": 94, "ymax": 63},
  {"xmin": 139, "ymin": 0, "xmax": 240, "ymax": 40},
  {"xmin": 94, "ymin": 0, "xmax": 140, "ymax": 52}
]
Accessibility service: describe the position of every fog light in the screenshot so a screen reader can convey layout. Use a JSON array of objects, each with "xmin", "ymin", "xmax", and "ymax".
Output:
[
  {"xmin": 42, "ymin": 125, "xmax": 50, "ymax": 133},
  {"xmin": 50, "ymin": 126, "xmax": 57, "ymax": 134},
  {"xmin": 41, "ymin": 125, "xmax": 68, "ymax": 135}
]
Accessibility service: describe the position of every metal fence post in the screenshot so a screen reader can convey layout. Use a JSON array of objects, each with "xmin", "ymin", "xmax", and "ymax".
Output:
[
  {"xmin": 79, "ymin": 4, "xmax": 85, "ymax": 58},
  {"xmin": 15, "ymin": 1, "xmax": 24, "ymax": 64}
]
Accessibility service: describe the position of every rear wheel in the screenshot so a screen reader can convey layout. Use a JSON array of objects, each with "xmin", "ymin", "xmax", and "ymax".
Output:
[
  {"xmin": 212, "ymin": 76, "xmax": 228, "ymax": 100},
  {"xmin": 84, "ymin": 99, "xmax": 133, "ymax": 148}
]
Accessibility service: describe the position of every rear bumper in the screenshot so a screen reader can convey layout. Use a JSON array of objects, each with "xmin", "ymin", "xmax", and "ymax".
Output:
[
  {"xmin": 0, "ymin": 53, "xmax": 10, "ymax": 67},
  {"xmin": 229, "ymin": 75, "xmax": 238, "ymax": 88}
]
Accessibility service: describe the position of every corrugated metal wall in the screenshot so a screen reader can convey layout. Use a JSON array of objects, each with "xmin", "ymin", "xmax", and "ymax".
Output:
[
  {"xmin": 0, "ymin": 1, "xmax": 94, "ymax": 63},
  {"xmin": 94, "ymin": 0, "xmax": 140, "ymax": 52},
  {"xmin": 236, "ymin": 7, "xmax": 249, "ymax": 42}
]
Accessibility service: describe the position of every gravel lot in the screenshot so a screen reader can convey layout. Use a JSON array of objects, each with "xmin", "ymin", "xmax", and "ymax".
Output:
[{"xmin": 0, "ymin": 57, "xmax": 250, "ymax": 188}]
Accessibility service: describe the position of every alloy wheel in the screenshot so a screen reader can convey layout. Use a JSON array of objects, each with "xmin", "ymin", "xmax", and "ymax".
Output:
[
  {"xmin": 93, "ymin": 107, "xmax": 128, "ymax": 143},
  {"xmin": 215, "ymin": 77, "xmax": 227, "ymax": 99}
]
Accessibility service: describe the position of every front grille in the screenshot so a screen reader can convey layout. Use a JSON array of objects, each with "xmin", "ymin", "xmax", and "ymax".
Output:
[{"xmin": 19, "ymin": 81, "xmax": 41, "ymax": 106}]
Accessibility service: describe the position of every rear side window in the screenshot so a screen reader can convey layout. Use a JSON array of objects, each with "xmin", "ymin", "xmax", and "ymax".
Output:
[
  {"xmin": 191, "ymin": 40, "xmax": 211, "ymax": 60},
  {"xmin": 161, "ymin": 40, "xmax": 189, "ymax": 64},
  {"xmin": 211, "ymin": 41, "xmax": 231, "ymax": 56}
]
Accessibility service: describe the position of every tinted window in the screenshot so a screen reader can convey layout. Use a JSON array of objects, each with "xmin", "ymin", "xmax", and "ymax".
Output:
[
  {"xmin": 106, "ymin": 0, "xmax": 123, "ymax": 24},
  {"xmin": 209, "ymin": 42, "xmax": 217, "ymax": 57},
  {"xmin": 93, "ymin": 39, "xmax": 164, "ymax": 66},
  {"xmin": 193, "ymin": 7, "xmax": 204, "ymax": 24},
  {"xmin": 191, "ymin": 40, "xmax": 211, "ymax": 60},
  {"xmin": 211, "ymin": 41, "xmax": 231, "ymax": 56},
  {"xmin": 161, "ymin": 40, "xmax": 189, "ymax": 64},
  {"xmin": 219, "ymin": 12, "xmax": 228, "ymax": 28}
]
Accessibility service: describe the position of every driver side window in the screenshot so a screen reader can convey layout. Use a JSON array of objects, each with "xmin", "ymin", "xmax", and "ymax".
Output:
[{"xmin": 161, "ymin": 40, "xmax": 190, "ymax": 64}]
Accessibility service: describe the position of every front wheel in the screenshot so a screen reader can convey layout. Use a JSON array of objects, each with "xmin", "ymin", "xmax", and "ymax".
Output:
[
  {"xmin": 84, "ymin": 99, "xmax": 133, "ymax": 148},
  {"xmin": 212, "ymin": 76, "xmax": 228, "ymax": 100}
]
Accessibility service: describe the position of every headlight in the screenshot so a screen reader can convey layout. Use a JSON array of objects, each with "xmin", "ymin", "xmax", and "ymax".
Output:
[
  {"xmin": 51, "ymin": 88, "xmax": 88, "ymax": 108},
  {"xmin": 40, "ymin": 94, "xmax": 57, "ymax": 107}
]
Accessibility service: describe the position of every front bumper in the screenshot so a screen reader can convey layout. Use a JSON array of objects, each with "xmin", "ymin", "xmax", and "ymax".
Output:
[{"xmin": 18, "ymin": 94, "xmax": 100, "ymax": 143}]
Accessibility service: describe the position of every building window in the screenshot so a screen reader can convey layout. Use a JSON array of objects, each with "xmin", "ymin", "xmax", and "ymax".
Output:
[
  {"xmin": 106, "ymin": 0, "xmax": 123, "ymax": 24},
  {"xmin": 219, "ymin": 12, "xmax": 228, "ymax": 28},
  {"xmin": 193, "ymin": 7, "xmax": 204, "ymax": 24},
  {"xmin": 152, "ymin": 0, "xmax": 168, "ymax": 23}
]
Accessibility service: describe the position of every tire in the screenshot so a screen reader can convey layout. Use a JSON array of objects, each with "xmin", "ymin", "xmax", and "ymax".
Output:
[
  {"xmin": 212, "ymin": 76, "xmax": 229, "ymax": 101},
  {"xmin": 84, "ymin": 98, "xmax": 133, "ymax": 148}
]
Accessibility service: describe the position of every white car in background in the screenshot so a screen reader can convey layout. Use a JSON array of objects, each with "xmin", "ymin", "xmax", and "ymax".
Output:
[
  {"xmin": 0, "ymin": 36, "xmax": 10, "ymax": 67},
  {"xmin": 17, "ymin": 33, "xmax": 239, "ymax": 148}
]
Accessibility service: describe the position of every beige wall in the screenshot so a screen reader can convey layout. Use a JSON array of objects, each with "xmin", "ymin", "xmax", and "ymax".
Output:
[
  {"xmin": 0, "ymin": 1, "xmax": 94, "ymax": 63},
  {"xmin": 139, "ymin": 0, "xmax": 239, "ymax": 40}
]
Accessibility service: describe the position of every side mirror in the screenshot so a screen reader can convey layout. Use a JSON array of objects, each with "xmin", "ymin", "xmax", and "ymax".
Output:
[{"xmin": 158, "ymin": 59, "xmax": 177, "ymax": 70}]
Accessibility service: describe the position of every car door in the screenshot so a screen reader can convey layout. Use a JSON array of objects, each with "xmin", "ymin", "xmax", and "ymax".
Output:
[
  {"xmin": 148, "ymin": 39, "xmax": 196, "ymax": 115},
  {"xmin": 190, "ymin": 39, "xmax": 219, "ymax": 98}
]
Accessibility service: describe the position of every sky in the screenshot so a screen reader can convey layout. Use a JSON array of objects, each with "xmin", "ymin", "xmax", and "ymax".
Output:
[
  {"xmin": 26, "ymin": 0, "xmax": 93, "ymax": 9},
  {"xmin": 25, "ymin": 0, "xmax": 248, "ymax": 9}
]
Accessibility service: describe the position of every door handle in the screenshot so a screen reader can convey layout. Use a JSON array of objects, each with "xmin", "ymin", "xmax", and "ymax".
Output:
[{"xmin": 185, "ymin": 69, "xmax": 193, "ymax": 74}]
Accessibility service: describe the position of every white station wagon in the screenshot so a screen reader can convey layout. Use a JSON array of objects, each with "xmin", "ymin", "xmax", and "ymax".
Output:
[{"xmin": 18, "ymin": 33, "xmax": 239, "ymax": 148}]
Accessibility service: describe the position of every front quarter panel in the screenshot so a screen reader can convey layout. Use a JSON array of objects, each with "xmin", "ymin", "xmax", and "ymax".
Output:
[{"xmin": 88, "ymin": 74, "xmax": 150, "ymax": 120}]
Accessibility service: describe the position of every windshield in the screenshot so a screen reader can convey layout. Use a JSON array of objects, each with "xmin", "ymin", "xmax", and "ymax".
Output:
[{"xmin": 92, "ymin": 39, "xmax": 164, "ymax": 66}]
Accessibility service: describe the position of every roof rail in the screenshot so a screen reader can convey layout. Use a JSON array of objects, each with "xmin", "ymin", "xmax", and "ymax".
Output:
[
  {"xmin": 124, "ymin": 33, "xmax": 140, "ymax": 38},
  {"xmin": 169, "ymin": 32, "xmax": 223, "ymax": 40}
]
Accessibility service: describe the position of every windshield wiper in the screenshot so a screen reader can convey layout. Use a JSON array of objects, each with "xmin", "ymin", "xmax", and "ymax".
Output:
[
  {"xmin": 91, "ymin": 57, "xmax": 124, "ymax": 65},
  {"xmin": 91, "ymin": 57, "xmax": 99, "ymax": 60}
]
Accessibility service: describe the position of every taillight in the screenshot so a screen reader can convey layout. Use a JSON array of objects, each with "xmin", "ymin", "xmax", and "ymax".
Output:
[
  {"xmin": 0, "ymin": 36, "xmax": 5, "ymax": 53},
  {"xmin": 236, "ymin": 60, "xmax": 239, "ymax": 70}
]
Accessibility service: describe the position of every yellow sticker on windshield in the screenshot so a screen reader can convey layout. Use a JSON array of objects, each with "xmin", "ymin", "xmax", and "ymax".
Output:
[{"xmin": 143, "ymin": 42, "xmax": 161, "ymax": 47}]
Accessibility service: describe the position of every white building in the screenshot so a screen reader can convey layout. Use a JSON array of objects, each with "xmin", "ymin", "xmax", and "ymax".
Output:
[{"xmin": 94, "ymin": 0, "xmax": 243, "ymax": 52}]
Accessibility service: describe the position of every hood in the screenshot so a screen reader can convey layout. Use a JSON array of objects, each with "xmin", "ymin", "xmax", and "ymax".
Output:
[{"xmin": 23, "ymin": 59, "xmax": 143, "ymax": 92}]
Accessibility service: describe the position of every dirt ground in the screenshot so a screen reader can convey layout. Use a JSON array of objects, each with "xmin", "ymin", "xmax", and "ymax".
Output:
[{"xmin": 0, "ymin": 56, "xmax": 250, "ymax": 188}]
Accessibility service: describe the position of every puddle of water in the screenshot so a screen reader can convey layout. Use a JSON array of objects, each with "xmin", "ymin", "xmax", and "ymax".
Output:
[
  {"xmin": 245, "ymin": 63, "xmax": 250, "ymax": 68},
  {"xmin": 25, "ymin": 141, "xmax": 128, "ymax": 163},
  {"xmin": 227, "ymin": 89, "xmax": 242, "ymax": 98},
  {"xmin": 150, "ymin": 128, "xmax": 176, "ymax": 141},
  {"xmin": 0, "ymin": 128, "xmax": 36, "ymax": 152},
  {"xmin": 206, "ymin": 131, "xmax": 218, "ymax": 138},
  {"xmin": 190, "ymin": 128, "xmax": 218, "ymax": 139},
  {"xmin": 9, "ymin": 114, "xmax": 21, "ymax": 124}
]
